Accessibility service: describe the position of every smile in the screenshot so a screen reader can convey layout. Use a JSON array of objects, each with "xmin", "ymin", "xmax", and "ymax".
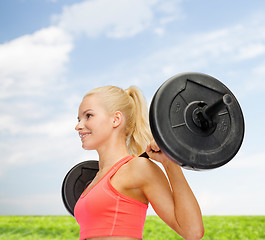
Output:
[{"xmin": 79, "ymin": 132, "xmax": 91, "ymax": 141}]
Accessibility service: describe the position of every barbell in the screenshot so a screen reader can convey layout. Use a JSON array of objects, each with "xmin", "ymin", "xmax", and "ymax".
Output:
[{"xmin": 62, "ymin": 72, "xmax": 245, "ymax": 216}]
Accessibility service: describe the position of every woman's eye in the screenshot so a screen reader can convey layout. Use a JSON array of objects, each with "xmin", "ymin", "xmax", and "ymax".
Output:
[{"xmin": 86, "ymin": 113, "xmax": 92, "ymax": 118}]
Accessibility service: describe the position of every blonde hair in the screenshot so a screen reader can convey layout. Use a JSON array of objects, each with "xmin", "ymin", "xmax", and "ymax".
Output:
[{"xmin": 84, "ymin": 86, "xmax": 152, "ymax": 155}]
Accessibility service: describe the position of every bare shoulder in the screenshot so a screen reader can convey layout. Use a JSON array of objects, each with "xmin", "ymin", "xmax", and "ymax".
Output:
[
  {"xmin": 128, "ymin": 156, "xmax": 159, "ymax": 171},
  {"xmin": 127, "ymin": 157, "xmax": 166, "ymax": 184}
]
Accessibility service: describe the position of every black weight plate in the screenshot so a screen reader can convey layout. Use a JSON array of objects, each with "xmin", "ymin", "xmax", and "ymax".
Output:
[
  {"xmin": 61, "ymin": 160, "xmax": 99, "ymax": 216},
  {"xmin": 149, "ymin": 72, "xmax": 244, "ymax": 170}
]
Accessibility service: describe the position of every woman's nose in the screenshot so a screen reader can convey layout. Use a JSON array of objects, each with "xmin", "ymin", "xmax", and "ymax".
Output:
[{"xmin": 75, "ymin": 121, "xmax": 83, "ymax": 131}]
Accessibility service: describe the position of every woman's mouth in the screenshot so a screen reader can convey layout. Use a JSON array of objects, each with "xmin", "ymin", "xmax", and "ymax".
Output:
[{"xmin": 79, "ymin": 132, "xmax": 91, "ymax": 141}]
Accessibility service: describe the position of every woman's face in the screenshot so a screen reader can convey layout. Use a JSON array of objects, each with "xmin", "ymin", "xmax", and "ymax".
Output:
[{"xmin": 75, "ymin": 94, "xmax": 115, "ymax": 151}]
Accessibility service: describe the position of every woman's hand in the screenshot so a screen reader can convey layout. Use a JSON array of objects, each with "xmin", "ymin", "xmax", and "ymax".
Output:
[{"xmin": 145, "ymin": 139, "xmax": 170, "ymax": 165}]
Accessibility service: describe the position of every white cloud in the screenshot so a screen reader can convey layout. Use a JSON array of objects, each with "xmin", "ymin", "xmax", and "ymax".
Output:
[
  {"xmin": 153, "ymin": 24, "xmax": 265, "ymax": 69},
  {"xmin": 52, "ymin": 0, "xmax": 183, "ymax": 39},
  {"xmin": 183, "ymin": 149, "xmax": 265, "ymax": 215},
  {"xmin": 0, "ymin": 26, "xmax": 76, "ymax": 176},
  {"xmin": 0, "ymin": 112, "xmax": 76, "ymax": 137},
  {"xmin": 226, "ymin": 152, "xmax": 265, "ymax": 169},
  {"xmin": 0, "ymin": 193, "xmax": 65, "ymax": 215},
  {"xmin": 0, "ymin": 23, "xmax": 80, "ymax": 181},
  {"xmin": 93, "ymin": 14, "xmax": 265, "ymax": 96},
  {"xmin": 197, "ymin": 190, "xmax": 265, "ymax": 215},
  {"xmin": 0, "ymin": 131, "xmax": 81, "ymax": 179},
  {"xmin": 242, "ymin": 61, "xmax": 265, "ymax": 93},
  {"xmin": 153, "ymin": 27, "xmax": 164, "ymax": 36},
  {"xmin": 235, "ymin": 43, "xmax": 265, "ymax": 60},
  {"xmin": 0, "ymin": 26, "xmax": 73, "ymax": 98}
]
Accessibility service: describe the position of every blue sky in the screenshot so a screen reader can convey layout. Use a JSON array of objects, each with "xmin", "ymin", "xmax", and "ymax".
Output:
[{"xmin": 0, "ymin": 0, "xmax": 265, "ymax": 216}]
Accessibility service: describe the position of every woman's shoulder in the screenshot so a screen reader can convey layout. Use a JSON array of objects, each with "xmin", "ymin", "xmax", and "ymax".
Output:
[
  {"xmin": 127, "ymin": 156, "xmax": 166, "ymax": 184},
  {"xmin": 129, "ymin": 155, "xmax": 156, "ymax": 167}
]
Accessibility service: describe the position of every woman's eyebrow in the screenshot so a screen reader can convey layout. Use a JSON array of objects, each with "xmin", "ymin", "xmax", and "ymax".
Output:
[
  {"xmin": 83, "ymin": 109, "xmax": 93, "ymax": 115},
  {"xmin": 77, "ymin": 109, "xmax": 94, "ymax": 120}
]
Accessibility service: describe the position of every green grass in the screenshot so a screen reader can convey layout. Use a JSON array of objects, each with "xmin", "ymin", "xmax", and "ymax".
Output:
[
  {"xmin": 0, "ymin": 215, "xmax": 264, "ymax": 239},
  {"xmin": 144, "ymin": 216, "xmax": 265, "ymax": 240},
  {"xmin": 0, "ymin": 216, "xmax": 78, "ymax": 240}
]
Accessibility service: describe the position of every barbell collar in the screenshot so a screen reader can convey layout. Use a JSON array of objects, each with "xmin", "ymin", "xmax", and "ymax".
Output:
[{"xmin": 204, "ymin": 94, "xmax": 233, "ymax": 118}]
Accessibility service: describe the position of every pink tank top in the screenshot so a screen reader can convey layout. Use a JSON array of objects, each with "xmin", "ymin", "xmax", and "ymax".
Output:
[{"xmin": 74, "ymin": 156, "xmax": 148, "ymax": 240}]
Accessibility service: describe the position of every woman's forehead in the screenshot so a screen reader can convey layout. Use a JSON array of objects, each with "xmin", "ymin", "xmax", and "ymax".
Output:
[{"xmin": 79, "ymin": 94, "xmax": 104, "ymax": 111}]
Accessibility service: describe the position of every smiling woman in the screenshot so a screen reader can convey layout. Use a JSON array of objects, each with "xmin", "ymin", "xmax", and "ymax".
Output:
[
  {"xmin": 0, "ymin": 0, "xmax": 265, "ymax": 220},
  {"xmin": 76, "ymin": 86, "xmax": 151, "ymax": 154},
  {"xmin": 73, "ymin": 85, "xmax": 204, "ymax": 240}
]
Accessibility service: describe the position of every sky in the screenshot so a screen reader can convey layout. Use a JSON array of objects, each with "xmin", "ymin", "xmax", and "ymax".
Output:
[{"xmin": 0, "ymin": 0, "xmax": 264, "ymax": 216}]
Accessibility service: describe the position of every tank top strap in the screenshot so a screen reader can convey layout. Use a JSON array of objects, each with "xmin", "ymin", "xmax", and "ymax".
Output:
[{"xmin": 108, "ymin": 155, "xmax": 134, "ymax": 177}]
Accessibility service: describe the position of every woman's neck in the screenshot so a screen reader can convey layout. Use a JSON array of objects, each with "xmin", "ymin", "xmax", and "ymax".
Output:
[{"xmin": 97, "ymin": 140, "xmax": 130, "ymax": 171}]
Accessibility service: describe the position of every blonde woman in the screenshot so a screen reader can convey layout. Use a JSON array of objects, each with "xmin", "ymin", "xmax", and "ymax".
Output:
[{"xmin": 74, "ymin": 86, "xmax": 204, "ymax": 240}]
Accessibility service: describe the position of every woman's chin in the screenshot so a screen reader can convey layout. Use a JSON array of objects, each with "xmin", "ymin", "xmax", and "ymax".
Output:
[{"xmin": 82, "ymin": 144, "xmax": 94, "ymax": 151}]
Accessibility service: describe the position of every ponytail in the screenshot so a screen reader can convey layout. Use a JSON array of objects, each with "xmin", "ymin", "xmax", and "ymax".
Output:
[{"xmin": 125, "ymin": 86, "xmax": 152, "ymax": 155}]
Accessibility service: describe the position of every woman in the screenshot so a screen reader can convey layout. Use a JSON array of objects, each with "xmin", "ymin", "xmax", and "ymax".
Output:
[{"xmin": 74, "ymin": 85, "xmax": 204, "ymax": 240}]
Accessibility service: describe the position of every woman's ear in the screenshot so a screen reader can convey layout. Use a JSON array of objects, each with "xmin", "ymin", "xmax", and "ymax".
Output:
[{"xmin": 112, "ymin": 111, "xmax": 123, "ymax": 128}]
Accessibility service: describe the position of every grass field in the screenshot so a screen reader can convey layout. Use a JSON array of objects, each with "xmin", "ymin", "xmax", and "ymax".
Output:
[{"xmin": 0, "ymin": 215, "xmax": 264, "ymax": 239}]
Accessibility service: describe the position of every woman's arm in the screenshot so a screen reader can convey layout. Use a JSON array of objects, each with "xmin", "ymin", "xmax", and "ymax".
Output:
[{"xmin": 143, "ymin": 140, "xmax": 204, "ymax": 240}]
